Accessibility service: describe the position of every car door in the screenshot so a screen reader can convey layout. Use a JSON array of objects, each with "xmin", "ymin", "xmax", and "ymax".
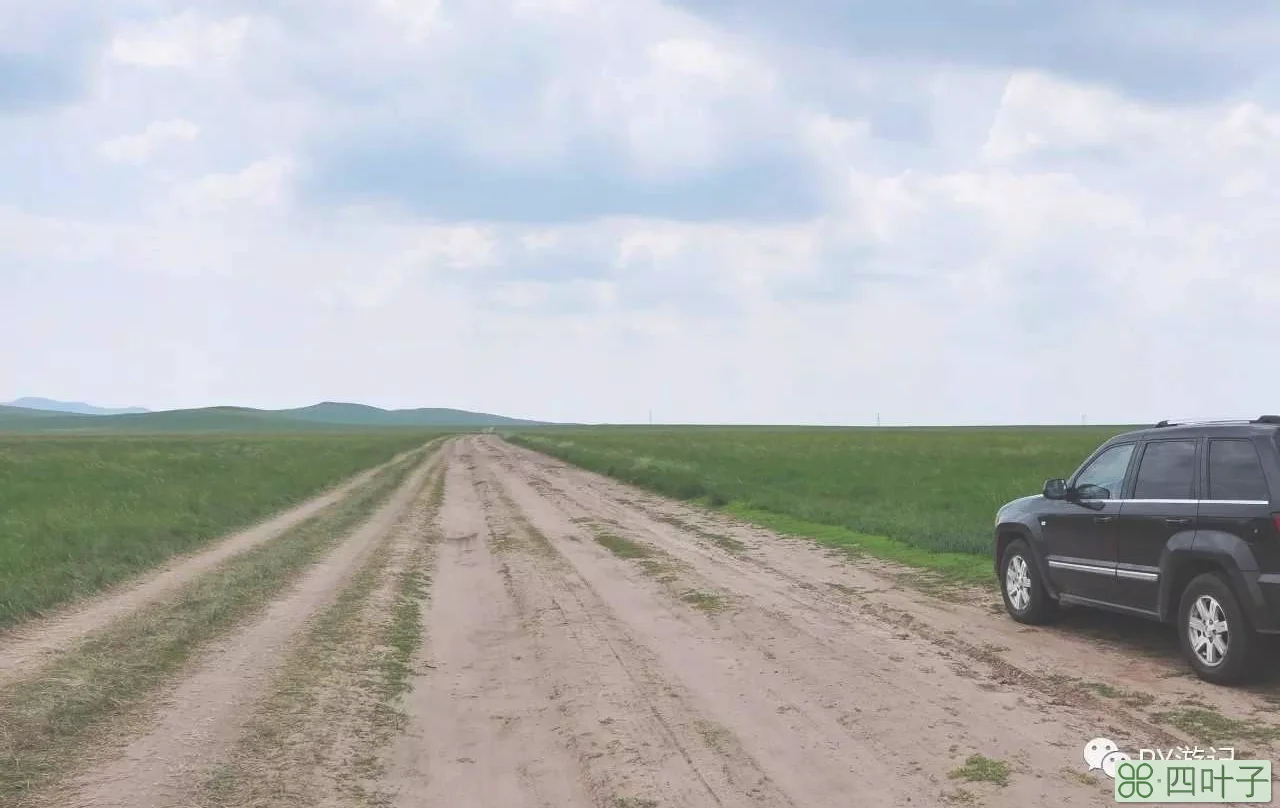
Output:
[
  {"xmin": 1041, "ymin": 441, "xmax": 1137, "ymax": 603},
  {"xmin": 1197, "ymin": 438, "xmax": 1277, "ymax": 573},
  {"xmin": 1113, "ymin": 438, "xmax": 1201, "ymax": 614}
]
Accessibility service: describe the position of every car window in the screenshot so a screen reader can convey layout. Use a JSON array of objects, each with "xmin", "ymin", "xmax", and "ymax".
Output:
[
  {"xmin": 1074, "ymin": 443, "xmax": 1135, "ymax": 499},
  {"xmin": 1133, "ymin": 440, "xmax": 1198, "ymax": 500},
  {"xmin": 1208, "ymin": 440, "xmax": 1270, "ymax": 502}
]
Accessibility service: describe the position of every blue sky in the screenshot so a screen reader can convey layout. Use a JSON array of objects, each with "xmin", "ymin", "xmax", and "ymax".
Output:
[{"xmin": 2, "ymin": 0, "xmax": 1280, "ymax": 424}]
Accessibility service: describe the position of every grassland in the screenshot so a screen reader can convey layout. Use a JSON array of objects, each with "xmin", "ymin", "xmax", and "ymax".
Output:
[
  {"xmin": 507, "ymin": 426, "xmax": 1130, "ymax": 576},
  {"xmin": 0, "ymin": 432, "xmax": 436, "ymax": 629}
]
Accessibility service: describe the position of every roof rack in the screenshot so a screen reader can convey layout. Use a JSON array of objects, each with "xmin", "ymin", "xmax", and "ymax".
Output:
[{"xmin": 1154, "ymin": 416, "xmax": 1280, "ymax": 428}]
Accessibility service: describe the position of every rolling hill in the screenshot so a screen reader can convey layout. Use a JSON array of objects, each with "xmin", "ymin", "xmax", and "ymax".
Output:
[
  {"xmin": 277, "ymin": 402, "xmax": 546, "ymax": 427},
  {"xmin": 0, "ymin": 401, "xmax": 553, "ymax": 432},
  {"xmin": 4, "ymin": 397, "xmax": 150, "ymax": 416}
]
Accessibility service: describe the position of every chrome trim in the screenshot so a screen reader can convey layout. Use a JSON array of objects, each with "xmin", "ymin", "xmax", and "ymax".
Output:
[
  {"xmin": 1048, "ymin": 559, "xmax": 1114, "ymax": 576},
  {"xmin": 1079, "ymin": 499, "xmax": 1269, "ymax": 505},
  {"xmin": 1198, "ymin": 500, "xmax": 1272, "ymax": 505},
  {"xmin": 1116, "ymin": 568, "xmax": 1159, "ymax": 582}
]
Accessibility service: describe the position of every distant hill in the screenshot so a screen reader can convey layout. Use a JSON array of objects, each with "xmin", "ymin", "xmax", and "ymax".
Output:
[
  {"xmin": 4, "ymin": 397, "xmax": 150, "ymax": 416},
  {"xmin": 0, "ymin": 400, "xmax": 553, "ymax": 433},
  {"xmin": 0, "ymin": 405, "xmax": 67, "ymax": 420},
  {"xmin": 278, "ymin": 402, "xmax": 546, "ymax": 427}
]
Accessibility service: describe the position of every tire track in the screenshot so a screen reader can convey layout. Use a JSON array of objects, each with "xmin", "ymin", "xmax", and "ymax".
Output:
[
  {"xmin": 383, "ymin": 440, "xmax": 595, "ymax": 808},
  {"xmin": 382, "ymin": 440, "xmax": 791, "ymax": 808}
]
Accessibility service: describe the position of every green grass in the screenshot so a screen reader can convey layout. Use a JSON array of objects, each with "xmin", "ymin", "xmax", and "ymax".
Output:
[
  {"xmin": 948, "ymin": 754, "xmax": 1011, "ymax": 787},
  {"xmin": 1148, "ymin": 707, "xmax": 1280, "ymax": 745},
  {"xmin": 680, "ymin": 590, "xmax": 729, "ymax": 613},
  {"xmin": 0, "ymin": 432, "xmax": 438, "ymax": 629},
  {"xmin": 724, "ymin": 505, "xmax": 993, "ymax": 587},
  {"xmin": 507, "ymin": 425, "xmax": 1129, "ymax": 560},
  {"xmin": 594, "ymin": 530, "xmax": 654, "ymax": 559},
  {"xmin": 0, "ymin": 450, "xmax": 430, "ymax": 806},
  {"xmin": 1080, "ymin": 681, "xmax": 1156, "ymax": 708}
]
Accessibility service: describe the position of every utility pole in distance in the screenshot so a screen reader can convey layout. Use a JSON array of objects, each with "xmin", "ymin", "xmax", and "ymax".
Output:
[{"xmin": 876, "ymin": 412, "xmax": 881, "ymax": 427}]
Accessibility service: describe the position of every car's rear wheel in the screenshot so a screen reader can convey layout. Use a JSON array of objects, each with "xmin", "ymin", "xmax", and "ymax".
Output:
[
  {"xmin": 1000, "ymin": 539, "xmax": 1057, "ymax": 624},
  {"xmin": 1178, "ymin": 572, "xmax": 1258, "ymax": 685}
]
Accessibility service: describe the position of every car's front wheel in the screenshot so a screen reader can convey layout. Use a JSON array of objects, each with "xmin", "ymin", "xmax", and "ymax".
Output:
[
  {"xmin": 1000, "ymin": 539, "xmax": 1058, "ymax": 624},
  {"xmin": 1179, "ymin": 573, "xmax": 1258, "ymax": 685}
]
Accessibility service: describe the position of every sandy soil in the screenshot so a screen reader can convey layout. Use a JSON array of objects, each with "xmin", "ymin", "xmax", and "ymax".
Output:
[
  {"xmin": 0, "ymin": 446, "xmax": 422, "ymax": 687},
  {"xmin": 13, "ymin": 434, "xmax": 1280, "ymax": 807}
]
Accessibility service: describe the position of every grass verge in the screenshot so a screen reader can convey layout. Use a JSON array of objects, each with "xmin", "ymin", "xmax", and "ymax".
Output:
[
  {"xmin": 505, "ymin": 426, "xmax": 1127, "ymax": 555},
  {"xmin": 0, "ymin": 447, "xmax": 433, "ymax": 807},
  {"xmin": 721, "ymin": 505, "xmax": 993, "ymax": 589},
  {"xmin": 506, "ymin": 432, "xmax": 1005, "ymax": 589}
]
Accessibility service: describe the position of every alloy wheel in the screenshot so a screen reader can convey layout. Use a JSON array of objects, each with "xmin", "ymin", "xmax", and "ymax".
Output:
[
  {"xmin": 1006, "ymin": 555, "xmax": 1032, "ymax": 612},
  {"xmin": 1188, "ymin": 595, "xmax": 1230, "ymax": 667}
]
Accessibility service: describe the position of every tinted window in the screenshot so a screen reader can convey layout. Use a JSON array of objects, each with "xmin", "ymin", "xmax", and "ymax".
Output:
[
  {"xmin": 1133, "ymin": 441, "xmax": 1198, "ymax": 500},
  {"xmin": 1208, "ymin": 440, "xmax": 1270, "ymax": 502},
  {"xmin": 1074, "ymin": 443, "xmax": 1135, "ymax": 500}
]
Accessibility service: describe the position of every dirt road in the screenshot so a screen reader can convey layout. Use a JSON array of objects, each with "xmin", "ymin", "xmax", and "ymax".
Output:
[{"xmin": 6, "ymin": 435, "xmax": 1279, "ymax": 807}]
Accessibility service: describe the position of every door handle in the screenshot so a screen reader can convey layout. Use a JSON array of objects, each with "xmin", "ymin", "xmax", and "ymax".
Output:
[
  {"xmin": 1095, "ymin": 515, "xmax": 1116, "ymax": 523},
  {"xmin": 1164, "ymin": 517, "xmax": 1192, "ymax": 526}
]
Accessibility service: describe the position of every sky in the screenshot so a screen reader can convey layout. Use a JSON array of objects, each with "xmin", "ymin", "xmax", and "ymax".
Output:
[{"xmin": 3, "ymin": 1, "xmax": 1280, "ymax": 425}]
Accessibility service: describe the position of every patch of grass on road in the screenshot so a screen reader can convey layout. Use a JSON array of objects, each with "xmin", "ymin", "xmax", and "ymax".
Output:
[
  {"xmin": 0, "ymin": 432, "xmax": 438, "ymax": 629},
  {"xmin": 1080, "ymin": 681, "xmax": 1156, "ymax": 708},
  {"xmin": 508, "ymin": 426, "xmax": 1127, "ymax": 579},
  {"xmin": 948, "ymin": 754, "xmax": 1011, "ymax": 787},
  {"xmin": 594, "ymin": 530, "xmax": 653, "ymax": 560},
  {"xmin": 1149, "ymin": 707, "xmax": 1280, "ymax": 746},
  {"xmin": 680, "ymin": 590, "xmax": 729, "ymax": 613},
  {"xmin": 0, "ymin": 449, "xmax": 432, "ymax": 807},
  {"xmin": 653, "ymin": 514, "xmax": 746, "ymax": 554},
  {"xmin": 200, "ymin": 465, "xmax": 444, "ymax": 808}
]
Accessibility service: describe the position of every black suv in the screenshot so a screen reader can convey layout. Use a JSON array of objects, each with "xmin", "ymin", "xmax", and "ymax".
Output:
[{"xmin": 994, "ymin": 417, "xmax": 1280, "ymax": 684}]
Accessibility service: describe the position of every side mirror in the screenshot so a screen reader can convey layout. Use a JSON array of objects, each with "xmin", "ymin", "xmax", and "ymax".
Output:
[{"xmin": 1043, "ymin": 478, "xmax": 1069, "ymax": 500}]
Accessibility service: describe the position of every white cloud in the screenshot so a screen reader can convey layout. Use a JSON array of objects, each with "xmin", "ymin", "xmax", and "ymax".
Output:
[
  {"xmin": 108, "ymin": 12, "xmax": 250, "ymax": 68},
  {"xmin": 176, "ymin": 156, "xmax": 295, "ymax": 211},
  {"xmin": 982, "ymin": 71, "xmax": 1171, "ymax": 163},
  {"xmin": 649, "ymin": 38, "xmax": 765, "ymax": 87},
  {"xmin": 99, "ymin": 119, "xmax": 200, "ymax": 163},
  {"xmin": 376, "ymin": 0, "xmax": 443, "ymax": 42}
]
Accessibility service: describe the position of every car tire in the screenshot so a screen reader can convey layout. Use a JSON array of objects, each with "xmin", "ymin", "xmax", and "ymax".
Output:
[
  {"xmin": 1179, "ymin": 572, "xmax": 1258, "ymax": 685},
  {"xmin": 1000, "ymin": 539, "xmax": 1058, "ymax": 624}
]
